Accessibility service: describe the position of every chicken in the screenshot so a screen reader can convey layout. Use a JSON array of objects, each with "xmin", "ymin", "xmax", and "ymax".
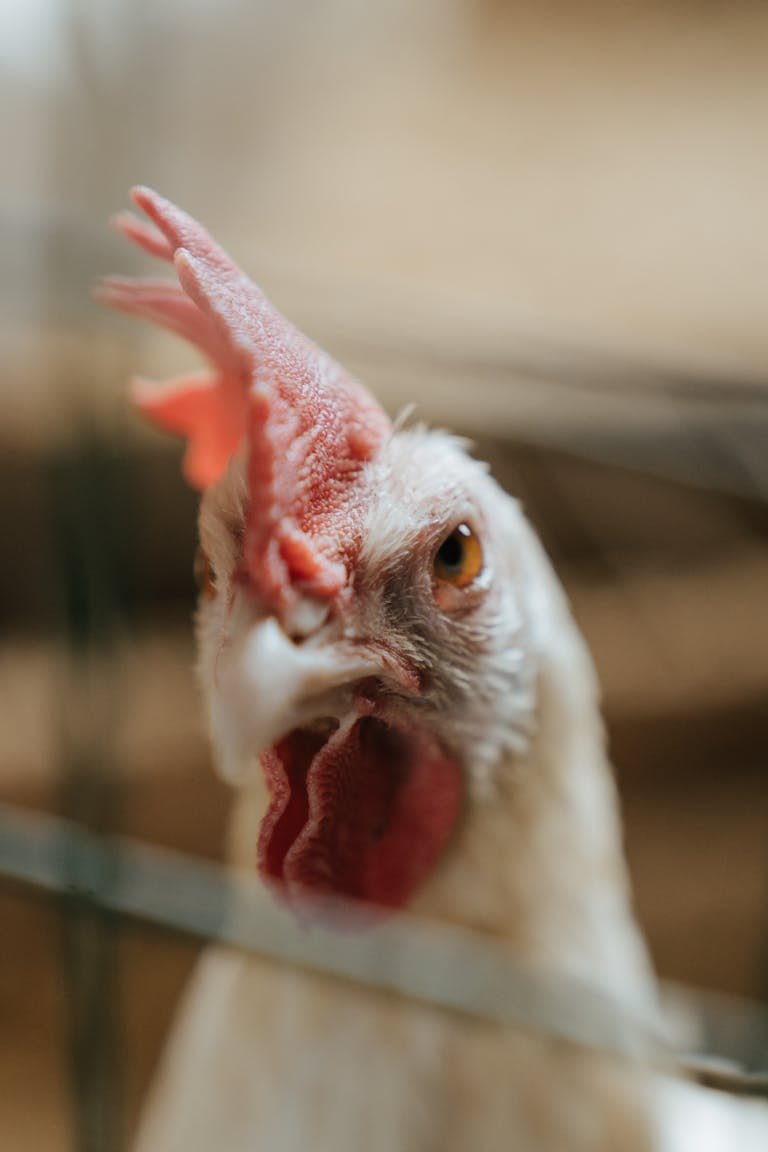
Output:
[{"xmin": 99, "ymin": 189, "xmax": 768, "ymax": 1152}]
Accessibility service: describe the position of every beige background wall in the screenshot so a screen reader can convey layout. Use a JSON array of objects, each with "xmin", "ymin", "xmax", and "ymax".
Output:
[{"xmin": 1, "ymin": 0, "xmax": 768, "ymax": 449}]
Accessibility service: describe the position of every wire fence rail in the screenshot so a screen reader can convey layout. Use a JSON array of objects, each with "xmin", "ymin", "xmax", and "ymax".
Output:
[{"xmin": 2, "ymin": 800, "xmax": 767, "ymax": 1097}]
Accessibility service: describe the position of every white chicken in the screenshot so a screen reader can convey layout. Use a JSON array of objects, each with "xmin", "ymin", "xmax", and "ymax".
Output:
[{"xmin": 99, "ymin": 188, "xmax": 768, "ymax": 1152}]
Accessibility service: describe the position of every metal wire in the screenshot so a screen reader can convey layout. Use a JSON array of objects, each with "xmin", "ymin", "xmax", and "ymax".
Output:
[
  {"xmin": 0, "ymin": 802, "xmax": 671, "ymax": 1064},
  {"xmin": 3, "ymin": 797, "xmax": 768, "ymax": 1101}
]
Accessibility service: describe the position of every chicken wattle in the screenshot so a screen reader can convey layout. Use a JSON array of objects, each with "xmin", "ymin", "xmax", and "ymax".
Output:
[{"xmin": 259, "ymin": 713, "xmax": 462, "ymax": 907}]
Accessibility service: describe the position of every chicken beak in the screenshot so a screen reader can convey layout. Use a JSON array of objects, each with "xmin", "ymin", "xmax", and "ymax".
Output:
[{"xmin": 209, "ymin": 598, "xmax": 379, "ymax": 785}]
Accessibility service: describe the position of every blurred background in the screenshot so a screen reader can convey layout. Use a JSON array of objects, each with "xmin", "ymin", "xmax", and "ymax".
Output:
[{"xmin": 1, "ymin": 1, "xmax": 767, "ymax": 1149}]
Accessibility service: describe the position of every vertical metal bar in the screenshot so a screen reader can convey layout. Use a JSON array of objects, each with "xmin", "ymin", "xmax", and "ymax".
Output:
[
  {"xmin": 44, "ymin": 0, "xmax": 150, "ymax": 1139},
  {"xmin": 49, "ymin": 443, "xmax": 123, "ymax": 1152}
]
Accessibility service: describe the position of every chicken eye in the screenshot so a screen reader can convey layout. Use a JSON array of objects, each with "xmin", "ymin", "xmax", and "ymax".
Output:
[
  {"xmin": 194, "ymin": 546, "xmax": 216, "ymax": 600},
  {"xmin": 433, "ymin": 523, "xmax": 483, "ymax": 590}
]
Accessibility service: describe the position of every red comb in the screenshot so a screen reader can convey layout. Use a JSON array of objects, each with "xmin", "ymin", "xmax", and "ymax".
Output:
[{"xmin": 98, "ymin": 187, "xmax": 391, "ymax": 611}]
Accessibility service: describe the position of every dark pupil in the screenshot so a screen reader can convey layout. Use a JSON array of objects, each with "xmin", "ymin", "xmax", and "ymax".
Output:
[{"xmin": 437, "ymin": 531, "xmax": 465, "ymax": 572}]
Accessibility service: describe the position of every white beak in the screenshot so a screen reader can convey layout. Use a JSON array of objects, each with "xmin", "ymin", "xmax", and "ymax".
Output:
[{"xmin": 209, "ymin": 599, "xmax": 378, "ymax": 784}]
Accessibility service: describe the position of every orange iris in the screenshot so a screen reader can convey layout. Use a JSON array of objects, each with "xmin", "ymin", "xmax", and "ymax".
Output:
[{"xmin": 433, "ymin": 523, "xmax": 484, "ymax": 589}]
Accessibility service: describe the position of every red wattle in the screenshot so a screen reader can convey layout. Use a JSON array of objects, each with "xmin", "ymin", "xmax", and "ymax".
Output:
[{"xmin": 258, "ymin": 718, "xmax": 463, "ymax": 911}]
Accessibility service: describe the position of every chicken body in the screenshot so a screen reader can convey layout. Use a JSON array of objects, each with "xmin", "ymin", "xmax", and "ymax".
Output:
[{"xmin": 134, "ymin": 957, "xmax": 658, "ymax": 1152}]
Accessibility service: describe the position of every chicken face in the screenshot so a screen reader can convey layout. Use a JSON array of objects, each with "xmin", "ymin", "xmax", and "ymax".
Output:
[
  {"xmin": 101, "ymin": 187, "xmax": 537, "ymax": 912},
  {"xmin": 196, "ymin": 428, "xmax": 537, "ymax": 910}
]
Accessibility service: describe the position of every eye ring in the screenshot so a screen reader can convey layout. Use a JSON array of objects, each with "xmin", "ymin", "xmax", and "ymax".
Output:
[
  {"xmin": 194, "ymin": 546, "xmax": 217, "ymax": 601},
  {"xmin": 432, "ymin": 522, "xmax": 484, "ymax": 596}
]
